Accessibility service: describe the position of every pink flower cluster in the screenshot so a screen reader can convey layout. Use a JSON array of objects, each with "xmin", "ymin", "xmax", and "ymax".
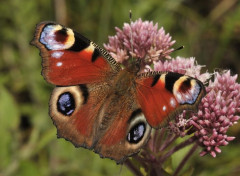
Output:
[
  {"xmin": 104, "ymin": 19, "xmax": 175, "ymax": 67},
  {"xmin": 191, "ymin": 71, "xmax": 240, "ymax": 157}
]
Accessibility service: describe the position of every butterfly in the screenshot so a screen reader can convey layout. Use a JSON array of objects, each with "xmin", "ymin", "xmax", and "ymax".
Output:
[{"xmin": 31, "ymin": 22, "xmax": 205, "ymax": 163}]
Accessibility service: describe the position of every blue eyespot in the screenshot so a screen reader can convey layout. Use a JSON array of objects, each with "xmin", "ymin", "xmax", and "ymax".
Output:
[
  {"xmin": 57, "ymin": 92, "xmax": 75, "ymax": 116},
  {"xmin": 127, "ymin": 122, "xmax": 146, "ymax": 144}
]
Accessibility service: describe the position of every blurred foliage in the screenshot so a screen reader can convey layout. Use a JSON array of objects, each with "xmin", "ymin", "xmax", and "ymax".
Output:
[{"xmin": 0, "ymin": 0, "xmax": 240, "ymax": 175}]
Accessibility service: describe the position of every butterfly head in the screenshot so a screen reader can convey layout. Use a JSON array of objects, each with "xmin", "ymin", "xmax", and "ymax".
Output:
[{"xmin": 125, "ymin": 58, "xmax": 142, "ymax": 74}]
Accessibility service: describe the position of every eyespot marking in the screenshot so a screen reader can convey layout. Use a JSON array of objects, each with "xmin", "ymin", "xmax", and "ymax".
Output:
[
  {"xmin": 57, "ymin": 92, "xmax": 75, "ymax": 116},
  {"xmin": 40, "ymin": 24, "xmax": 74, "ymax": 50},
  {"xmin": 127, "ymin": 122, "xmax": 146, "ymax": 144},
  {"xmin": 55, "ymin": 28, "xmax": 68, "ymax": 43},
  {"xmin": 79, "ymin": 84, "xmax": 89, "ymax": 104},
  {"xmin": 179, "ymin": 78, "xmax": 191, "ymax": 93},
  {"xmin": 128, "ymin": 109, "xmax": 142, "ymax": 123},
  {"xmin": 174, "ymin": 79, "xmax": 201, "ymax": 105},
  {"xmin": 126, "ymin": 110, "xmax": 151, "ymax": 147}
]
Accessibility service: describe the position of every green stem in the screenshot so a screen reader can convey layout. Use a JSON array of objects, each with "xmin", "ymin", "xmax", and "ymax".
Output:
[
  {"xmin": 173, "ymin": 143, "xmax": 198, "ymax": 176},
  {"xmin": 124, "ymin": 158, "xmax": 144, "ymax": 176},
  {"xmin": 159, "ymin": 136, "xmax": 196, "ymax": 163}
]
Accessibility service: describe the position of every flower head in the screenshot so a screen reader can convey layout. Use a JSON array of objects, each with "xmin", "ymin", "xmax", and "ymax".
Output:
[
  {"xmin": 104, "ymin": 18, "xmax": 175, "ymax": 68},
  {"xmin": 191, "ymin": 71, "xmax": 240, "ymax": 157}
]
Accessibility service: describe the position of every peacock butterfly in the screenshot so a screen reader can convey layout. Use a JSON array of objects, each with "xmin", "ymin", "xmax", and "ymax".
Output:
[{"xmin": 31, "ymin": 22, "xmax": 205, "ymax": 163}]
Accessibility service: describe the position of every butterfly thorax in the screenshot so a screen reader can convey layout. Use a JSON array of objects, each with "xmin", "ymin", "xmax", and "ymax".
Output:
[
  {"xmin": 113, "ymin": 60, "xmax": 141, "ymax": 95},
  {"xmin": 125, "ymin": 59, "xmax": 141, "ymax": 75},
  {"xmin": 113, "ymin": 69, "xmax": 136, "ymax": 96}
]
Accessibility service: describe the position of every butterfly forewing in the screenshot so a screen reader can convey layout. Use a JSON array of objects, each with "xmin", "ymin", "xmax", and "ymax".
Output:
[
  {"xmin": 31, "ymin": 22, "xmax": 120, "ymax": 86},
  {"xmin": 136, "ymin": 72, "xmax": 205, "ymax": 128}
]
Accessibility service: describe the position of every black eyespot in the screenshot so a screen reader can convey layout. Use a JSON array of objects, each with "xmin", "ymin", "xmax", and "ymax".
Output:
[
  {"xmin": 127, "ymin": 122, "xmax": 146, "ymax": 144},
  {"xmin": 57, "ymin": 92, "xmax": 75, "ymax": 116}
]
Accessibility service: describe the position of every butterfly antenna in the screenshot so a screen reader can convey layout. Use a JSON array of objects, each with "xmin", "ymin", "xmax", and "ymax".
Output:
[
  {"xmin": 173, "ymin": 45, "xmax": 184, "ymax": 52},
  {"xmin": 129, "ymin": 10, "xmax": 134, "ymax": 62},
  {"xmin": 150, "ymin": 45, "xmax": 185, "ymax": 60}
]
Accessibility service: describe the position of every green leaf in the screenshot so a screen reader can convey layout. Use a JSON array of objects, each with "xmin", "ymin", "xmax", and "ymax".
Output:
[
  {"xmin": 18, "ymin": 160, "xmax": 42, "ymax": 176},
  {"xmin": 0, "ymin": 85, "xmax": 19, "ymax": 168}
]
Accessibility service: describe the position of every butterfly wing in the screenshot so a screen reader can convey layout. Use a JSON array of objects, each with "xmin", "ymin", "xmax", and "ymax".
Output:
[
  {"xmin": 50, "ymin": 78, "xmax": 151, "ymax": 163},
  {"xmin": 31, "ymin": 22, "xmax": 121, "ymax": 86},
  {"xmin": 31, "ymin": 22, "xmax": 123, "ymax": 152},
  {"xmin": 93, "ymin": 88, "xmax": 151, "ymax": 163},
  {"xmin": 49, "ymin": 82, "xmax": 111, "ymax": 149},
  {"xmin": 136, "ymin": 72, "xmax": 206, "ymax": 128}
]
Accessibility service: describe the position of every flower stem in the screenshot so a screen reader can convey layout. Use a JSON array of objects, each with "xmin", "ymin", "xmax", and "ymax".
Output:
[
  {"xmin": 133, "ymin": 155, "xmax": 149, "ymax": 169},
  {"xmin": 124, "ymin": 158, "xmax": 144, "ymax": 176},
  {"xmin": 155, "ymin": 128, "xmax": 166, "ymax": 150},
  {"xmin": 173, "ymin": 143, "xmax": 198, "ymax": 176},
  {"xmin": 159, "ymin": 136, "xmax": 196, "ymax": 163},
  {"xmin": 159, "ymin": 134, "xmax": 178, "ymax": 151}
]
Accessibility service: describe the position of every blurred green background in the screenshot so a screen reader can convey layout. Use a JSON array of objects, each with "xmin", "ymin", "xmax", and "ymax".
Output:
[{"xmin": 0, "ymin": 0, "xmax": 240, "ymax": 175}]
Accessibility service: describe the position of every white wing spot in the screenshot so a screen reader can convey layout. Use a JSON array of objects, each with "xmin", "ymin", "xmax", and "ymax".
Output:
[
  {"xmin": 163, "ymin": 105, "xmax": 167, "ymax": 111},
  {"xmin": 56, "ymin": 62, "xmax": 62, "ymax": 67},
  {"xmin": 40, "ymin": 24, "xmax": 74, "ymax": 50},
  {"xmin": 52, "ymin": 51, "xmax": 63, "ymax": 58},
  {"xmin": 170, "ymin": 98, "xmax": 176, "ymax": 108}
]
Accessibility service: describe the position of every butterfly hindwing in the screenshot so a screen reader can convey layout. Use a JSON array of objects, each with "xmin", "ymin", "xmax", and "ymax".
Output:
[
  {"xmin": 49, "ymin": 82, "xmax": 111, "ymax": 149},
  {"xmin": 31, "ymin": 22, "xmax": 121, "ymax": 86},
  {"xmin": 93, "ymin": 88, "xmax": 151, "ymax": 163},
  {"xmin": 136, "ymin": 72, "xmax": 205, "ymax": 128},
  {"xmin": 50, "ymin": 81, "xmax": 152, "ymax": 163}
]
